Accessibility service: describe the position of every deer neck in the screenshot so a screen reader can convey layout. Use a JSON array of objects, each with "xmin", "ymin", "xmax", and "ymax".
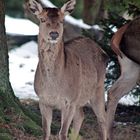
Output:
[{"xmin": 38, "ymin": 35, "xmax": 65, "ymax": 73}]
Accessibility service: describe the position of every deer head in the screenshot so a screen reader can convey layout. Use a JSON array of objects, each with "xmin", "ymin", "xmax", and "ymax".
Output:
[{"xmin": 28, "ymin": 0, "xmax": 76, "ymax": 44}]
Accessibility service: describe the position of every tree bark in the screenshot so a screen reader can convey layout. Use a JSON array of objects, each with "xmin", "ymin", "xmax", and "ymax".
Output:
[
  {"xmin": 0, "ymin": 0, "xmax": 42, "ymax": 139},
  {"xmin": 0, "ymin": 0, "xmax": 11, "ymax": 91},
  {"xmin": 83, "ymin": 0, "xmax": 106, "ymax": 25}
]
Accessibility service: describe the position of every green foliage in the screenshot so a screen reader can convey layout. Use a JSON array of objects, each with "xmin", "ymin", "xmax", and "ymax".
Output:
[
  {"xmin": 69, "ymin": 128, "xmax": 81, "ymax": 140},
  {"xmin": 106, "ymin": 0, "xmax": 127, "ymax": 13},
  {"xmin": 98, "ymin": 3, "xmax": 140, "ymax": 102},
  {"xmin": 0, "ymin": 89, "xmax": 22, "ymax": 117},
  {"xmin": 0, "ymin": 126, "xmax": 10, "ymax": 134},
  {"xmin": 21, "ymin": 103, "xmax": 42, "ymax": 126},
  {"xmin": 5, "ymin": 0, "xmax": 83, "ymax": 18},
  {"xmin": 5, "ymin": 0, "xmax": 140, "ymax": 19},
  {"xmin": 50, "ymin": 0, "xmax": 83, "ymax": 19},
  {"xmin": 106, "ymin": 0, "xmax": 140, "ymax": 15},
  {"xmin": 98, "ymin": 12, "xmax": 128, "ymax": 59},
  {"xmin": 97, "ymin": 13, "xmax": 127, "ymax": 89},
  {"xmin": 0, "ymin": 89, "xmax": 42, "ymax": 138},
  {"xmin": 0, "ymin": 133, "xmax": 13, "ymax": 140},
  {"xmin": 5, "ymin": 0, "xmax": 24, "ymax": 17},
  {"xmin": 127, "ymin": 3, "xmax": 140, "ymax": 17},
  {"xmin": 21, "ymin": 118, "xmax": 42, "ymax": 136}
]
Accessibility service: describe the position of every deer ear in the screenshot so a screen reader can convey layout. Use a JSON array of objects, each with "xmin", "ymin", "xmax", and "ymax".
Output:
[
  {"xmin": 61, "ymin": 0, "xmax": 76, "ymax": 15},
  {"xmin": 28, "ymin": 0, "xmax": 43, "ymax": 16}
]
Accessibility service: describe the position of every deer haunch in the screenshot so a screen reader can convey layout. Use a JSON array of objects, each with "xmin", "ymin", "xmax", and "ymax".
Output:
[
  {"xmin": 121, "ymin": 17, "xmax": 140, "ymax": 65},
  {"xmin": 107, "ymin": 17, "xmax": 140, "ymax": 139},
  {"xmin": 111, "ymin": 17, "xmax": 140, "ymax": 65}
]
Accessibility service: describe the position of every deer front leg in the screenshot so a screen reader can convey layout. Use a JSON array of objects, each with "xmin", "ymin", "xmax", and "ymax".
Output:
[
  {"xmin": 39, "ymin": 102, "xmax": 52, "ymax": 140},
  {"xmin": 59, "ymin": 104, "xmax": 76, "ymax": 140},
  {"xmin": 106, "ymin": 61, "xmax": 139, "ymax": 140},
  {"xmin": 72, "ymin": 107, "xmax": 84, "ymax": 140}
]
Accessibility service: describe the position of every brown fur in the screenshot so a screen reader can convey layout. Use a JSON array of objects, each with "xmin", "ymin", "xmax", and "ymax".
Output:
[
  {"xmin": 111, "ymin": 23, "xmax": 129, "ymax": 58},
  {"xmin": 44, "ymin": 8, "xmax": 59, "ymax": 18},
  {"xmin": 35, "ymin": 36, "xmax": 108, "ymax": 140},
  {"xmin": 107, "ymin": 18, "xmax": 140, "ymax": 139},
  {"xmin": 111, "ymin": 17, "xmax": 140, "ymax": 65},
  {"xmin": 121, "ymin": 17, "xmax": 140, "ymax": 64},
  {"xmin": 28, "ymin": 0, "xmax": 108, "ymax": 140}
]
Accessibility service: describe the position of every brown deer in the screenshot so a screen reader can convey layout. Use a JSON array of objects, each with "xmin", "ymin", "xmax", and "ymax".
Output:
[
  {"xmin": 106, "ymin": 17, "xmax": 140, "ymax": 139},
  {"xmin": 28, "ymin": 0, "xmax": 108, "ymax": 139}
]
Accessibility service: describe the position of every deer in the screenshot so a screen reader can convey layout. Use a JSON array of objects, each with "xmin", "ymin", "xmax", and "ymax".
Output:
[
  {"xmin": 106, "ymin": 17, "xmax": 140, "ymax": 139},
  {"xmin": 28, "ymin": 0, "xmax": 108, "ymax": 140}
]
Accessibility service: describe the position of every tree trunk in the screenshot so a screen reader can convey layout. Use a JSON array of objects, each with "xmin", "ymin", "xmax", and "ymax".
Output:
[
  {"xmin": 0, "ymin": 0, "xmax": 22, "ymax": 116},
  {"xmin": 83, "ymin": 0, "xmax": 106, "ymax": 25},
  {"xmin": 0, "ymin": 0, "xmax": 42, "ymax": 139},
  {"xmin": 0, "ymin": 0, "xmax": 11, "ymax": 91}
]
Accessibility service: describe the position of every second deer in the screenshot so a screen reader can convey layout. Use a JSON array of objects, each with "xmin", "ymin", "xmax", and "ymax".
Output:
[{"xmin": 106, "ymin": 17, "xmax": 140, "ymax": 139}]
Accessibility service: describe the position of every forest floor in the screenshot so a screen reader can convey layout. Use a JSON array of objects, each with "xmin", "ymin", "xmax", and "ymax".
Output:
[
  {"xmin": 22, "ymin": 100, "xmax": 140, "ymax": 140},
  {"xmin": 1, "ymin": 99, "xmax": 140, "ymax": 140}
]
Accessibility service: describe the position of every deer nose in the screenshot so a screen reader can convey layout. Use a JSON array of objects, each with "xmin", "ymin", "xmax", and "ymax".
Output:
[{"xmin": 49, "ymin": 32, "xmax": 59, "ymax": 40}]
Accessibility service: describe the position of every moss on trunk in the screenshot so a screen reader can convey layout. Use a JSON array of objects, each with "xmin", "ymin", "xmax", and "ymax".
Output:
[
  {"xmin": 0, "ymin": 0, "xmax": 42, "ymax": 139},
  {"xmin": 0, "ymin": 89, "xmax": 42, "ymax": 138},
  {"xmin": 0, "ymin": 133, "xmax": 13, "ymax": 140}
]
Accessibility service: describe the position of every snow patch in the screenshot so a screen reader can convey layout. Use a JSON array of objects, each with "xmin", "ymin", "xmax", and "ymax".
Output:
[
  {"xmin": 5, "ymin": 15, "xmax": 39, "ymax": 36},
  {"xmin": 41, "ymin": 0, "xmax": 56, "ymax": 8},
  {"xmin": 9, "ymin": 41, "xmax": 39, "ymax": 100}
]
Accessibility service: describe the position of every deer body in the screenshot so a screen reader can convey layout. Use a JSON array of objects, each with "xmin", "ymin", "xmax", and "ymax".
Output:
[
  {"xmin": 35, "ymin": 36, "xmax": 107, "ymax": 140},
  {"xmin": 28, "ymin": 0, "xmax": 107, "ymax": 140},
  {"xmin": 35, "ymin": 37, "xmax": 104, "ymax": 107},
  {"xmin": 107, "ymin": 18, "xmax": 140, "ymax": 139}
]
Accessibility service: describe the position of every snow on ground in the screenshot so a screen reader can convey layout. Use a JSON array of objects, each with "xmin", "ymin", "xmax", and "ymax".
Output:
[
  {"xmin": 5, "ymin": 16, "xmax": 39, "ymax": 36},
  {"xmin": 9, "ymin": 41, "xmax": 39, "ymax": 100},
  {"xmin": 41, "ymin": 0, "xmax": 56, "ymax": 8},
  {"xmin": 119, "ymin": 95, "xmax": 138, "ymax": 105}
]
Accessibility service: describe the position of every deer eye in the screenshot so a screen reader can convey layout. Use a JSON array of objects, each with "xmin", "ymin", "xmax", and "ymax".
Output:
[{"xmin": 40, "ymin": 18, "xmax": 46, "ymax": 23}]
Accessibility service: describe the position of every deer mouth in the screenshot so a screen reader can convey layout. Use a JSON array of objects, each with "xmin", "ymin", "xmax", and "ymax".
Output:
[{"xmin": 48, "ymin": 38, "xmax": 58, "ymax": 44}]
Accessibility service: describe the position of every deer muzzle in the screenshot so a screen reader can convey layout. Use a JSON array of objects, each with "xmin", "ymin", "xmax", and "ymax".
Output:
[{"xmin": 49, "ymin": 31, "xmax": 59, "ymax": 40}]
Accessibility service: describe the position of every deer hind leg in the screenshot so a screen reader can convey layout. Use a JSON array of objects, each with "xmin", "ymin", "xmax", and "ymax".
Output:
[
  {"xmin": 72, "ymin": 107, "xmax": 84, "ymax": 140},
  {"xmin": 90, "ymin": 83, "xmax": 107, "ymax": 140},
  {"xmin": 106, "ymin": 56, "xmax": 140, "ymax": 140},
  {"xmin": 59, "ymin": 104, "xmax": 76, "ymax": 140},
  {"xmin": 39, "ymin": 102, "xmax": 52, "ymax": 140}
]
